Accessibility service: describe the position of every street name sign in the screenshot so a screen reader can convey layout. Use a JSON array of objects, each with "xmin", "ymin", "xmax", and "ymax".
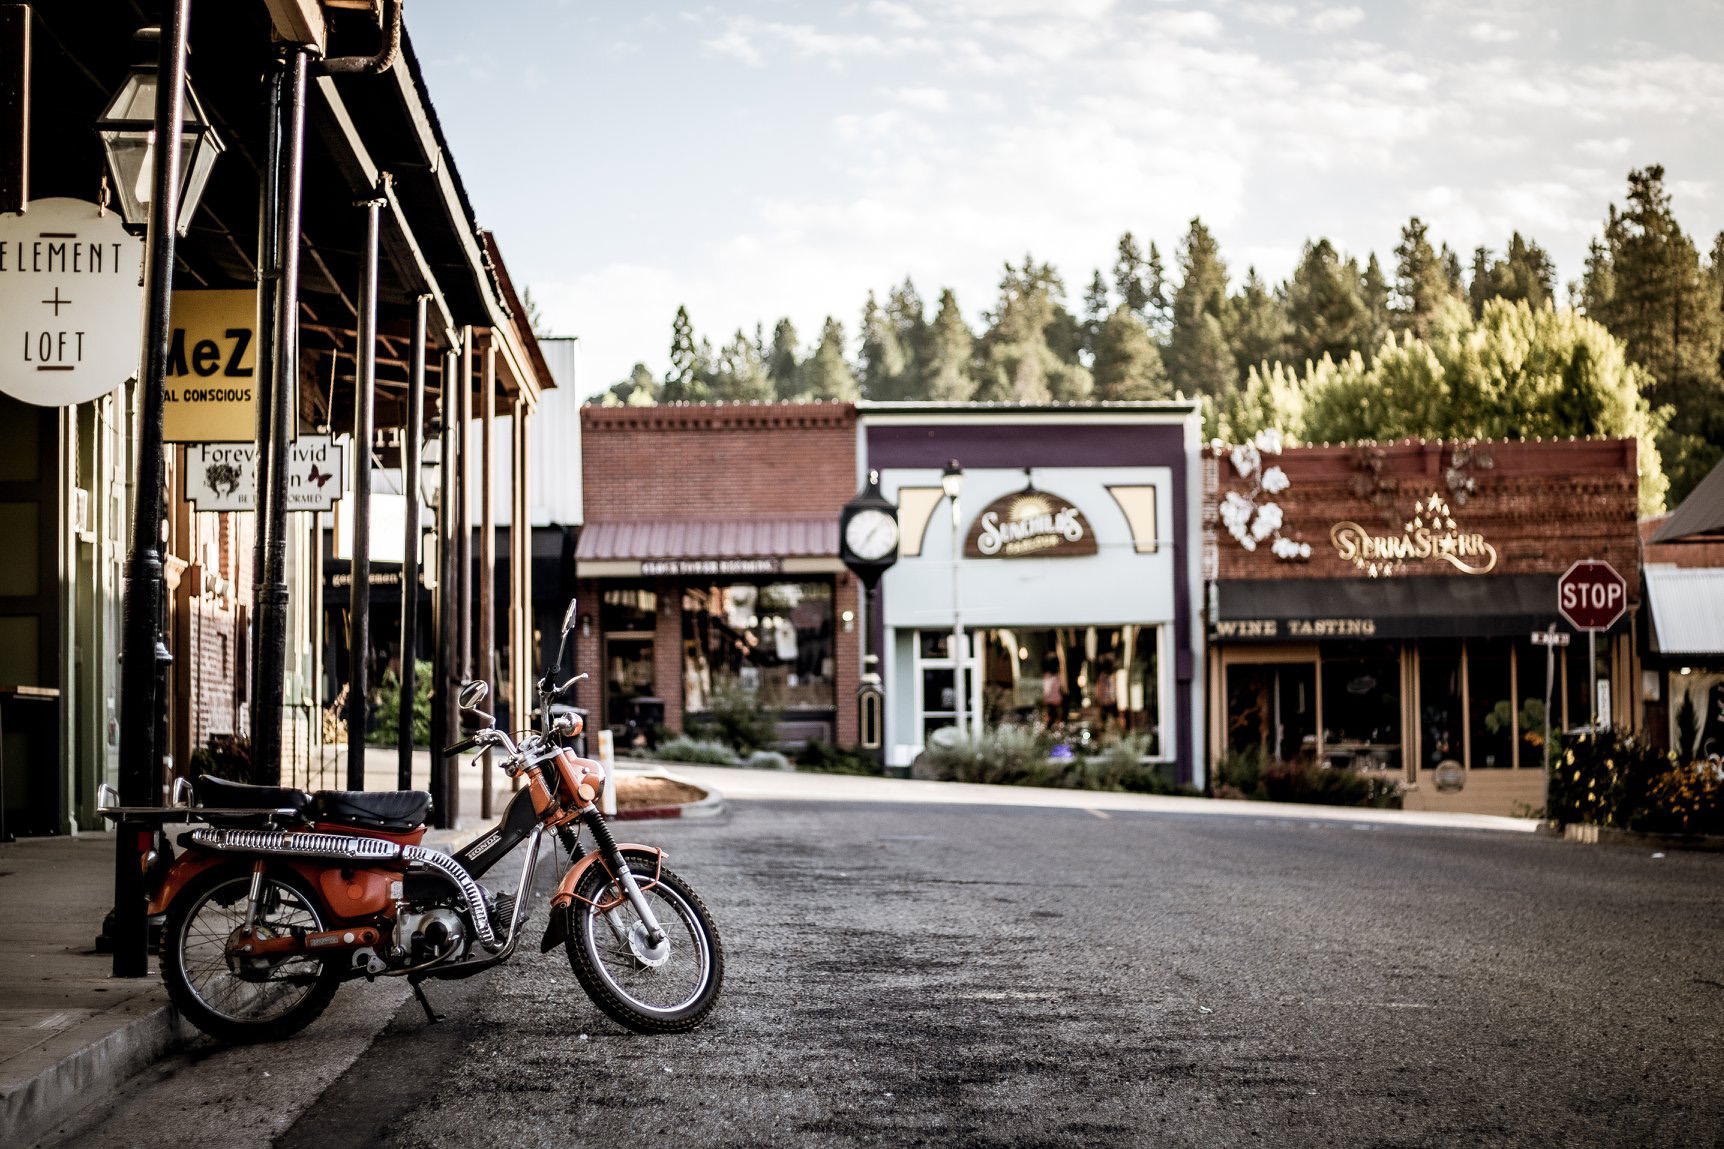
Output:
[
  {"xmin": 1557, "ymin": 560, "xmax": 1627, "ymax": 631},
  {"xmin": 1531, "ymin": 630, "xmax": 1571, "ymax": 647}
]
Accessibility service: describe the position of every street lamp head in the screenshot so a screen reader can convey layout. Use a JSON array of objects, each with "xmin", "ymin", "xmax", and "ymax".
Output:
[
  {"xmin": 940, "ymin": 459, "xmax": 964, "ymax": 499},
  {"xmin": 94, "ymin": 29, "xmax": 225, "ymax": 236}
]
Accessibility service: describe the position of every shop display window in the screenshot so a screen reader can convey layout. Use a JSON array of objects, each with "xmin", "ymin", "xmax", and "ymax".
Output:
[
  {"xmin": 1418, "ymin": 640, "xmax": 1463, "ymax": 771},
  {"xmin": 1226, "ymin": 662, "xmax": 1316, "ymax": 763},
  {"xmin": 1467, "ymin": 638, "xmax": 1514, "ymax": 768},
  {"xmin": 600, "ymin": 586, "xmax": 658, "ymax": 633},
  {"xmin": 682, "ymin": 581, "xmax": 835, "ymax": 712},
  {"xmin": 977, "ymin": 625, "xmax": 1161, "ymax": 752},
  {"xmin": 1516, "ymin": 635, "xmax": 1556, "ymax": 768},
  {"xmin": 1320, "ymin": 641, "xmax": 1401, "ymax": 772}
]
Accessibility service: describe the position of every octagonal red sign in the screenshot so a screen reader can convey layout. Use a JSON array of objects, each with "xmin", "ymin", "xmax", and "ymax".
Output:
[{"xmin": 1557, "ymin": 560, "xmax": 1628, "ymax": 631}]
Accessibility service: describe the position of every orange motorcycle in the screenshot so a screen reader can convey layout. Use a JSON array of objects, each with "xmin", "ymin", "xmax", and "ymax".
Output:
[{"xmin": 105, "ymin": 602, "xmax": 723, "ymax": 1042}]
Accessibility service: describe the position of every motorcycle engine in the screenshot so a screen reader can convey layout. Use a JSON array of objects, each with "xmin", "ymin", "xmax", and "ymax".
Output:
[{"xmin": 393, "ymin": 905, "xmax": 468, "ymax": 965}]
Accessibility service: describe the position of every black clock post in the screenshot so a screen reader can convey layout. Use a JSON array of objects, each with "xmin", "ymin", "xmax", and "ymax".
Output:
[{"xmin": 839, "ymin": 471, "xmax": 900, "ymax": 771}]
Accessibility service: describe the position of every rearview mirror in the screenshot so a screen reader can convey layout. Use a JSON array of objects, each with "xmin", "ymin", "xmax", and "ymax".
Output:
[
  {"xmin": 457, "ymin": 679, "xmax": 489, "ymax": 710},
  {"xmin": 561, "ymin": 598, "xmax": 579, "ymax": 636}
]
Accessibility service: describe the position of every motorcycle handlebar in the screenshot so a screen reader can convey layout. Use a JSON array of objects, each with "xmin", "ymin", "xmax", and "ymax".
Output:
[{"xmin": 444, "ymin": 735, "xmax": 479, "ymax": 757}]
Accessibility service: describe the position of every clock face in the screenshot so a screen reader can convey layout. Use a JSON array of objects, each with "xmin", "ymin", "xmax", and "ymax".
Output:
[{"xmin": 845, "ymin": 508, "xmax": 899, "ymax": 562}]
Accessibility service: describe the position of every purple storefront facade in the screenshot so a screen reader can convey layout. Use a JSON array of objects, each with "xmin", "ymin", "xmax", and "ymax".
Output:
[{"xmin": 860, "ymin": 404, "xmax": 1207, "ymax": 786}]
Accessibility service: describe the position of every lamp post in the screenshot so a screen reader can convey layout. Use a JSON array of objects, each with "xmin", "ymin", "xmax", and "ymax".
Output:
[
  {"xmin": 96, "ymin": 5, "xmax": 222, "ymax": 977},
  {"xmin": 941, "ymin": 460, "xmax": 966, "ymax": 739}
]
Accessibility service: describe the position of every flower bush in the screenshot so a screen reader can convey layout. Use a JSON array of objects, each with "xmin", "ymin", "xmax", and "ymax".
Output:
[{"xmin": 1548, "ymin": 728, "xmax": 1723, "ymax": 836}]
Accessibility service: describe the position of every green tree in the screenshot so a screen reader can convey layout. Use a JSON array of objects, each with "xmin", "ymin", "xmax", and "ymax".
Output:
[
  {"xmin": 924, "ymin": 288, "xmax": 976, "ymax": 401},
  {"xmin": 1220, "ymin": 359, "xmax": 1306, "ymax": 444},
  {"xmin": 599, "ymin": 362, "xmax": 660, "ymax": 406},
  {"xmin": 1165, "ymin": 218, "xmax": 1235, "ymax": 399},
  {"xmin": 663, "ymin": 305, "xmax": 701, "ymax": 402},
  {"xmin": 976, "ymin": 256, "xmax": 1093, "ymax": 402},
  {"xmin": 1470, "ymin": 233, "xmax": 1557, "ymax": 316},
  {"xmin": 1588, "ymin": 166, "xmax": 1724, "ymax": 501},
  {"xmin": 1283, "ymin": 240, "xmax": 1369, "ymax": 367},
  {"xmin": 520, "ymin": 286, "xmax": 550, "ymax": 338},
  {"xmin": 1227, "ymin": 267, "xmax": 1291, "ymax": 376},
  {"xmin": 887, "ymin": 279, "xmax": 930, "ymax": 398},
  {"xmin": 1392, "ymin": 217, "xmax": 1460, "ymax": 339},
  {"xmin": 710, "ymin": 329, "xmax": 773, "ymax": 402},
  {"xmin": 1092, "ymin": 304, "xmax": 1169, "ymax": 400},
  {"xmin": 802, "ymin": 317, "xmax": 859, "ymax": 401},
  {"xmin": 1113, "ymin": 232, "xmax": 1151, "ymax": 318},
  {"xmin": 858, "ymin": 291, "xmax": 908, "ymax": 400},
  {"xmin": 1145, "ymin": 240, "xmax": 1171, "ymax": 338},
  {"xmin": 1082, "ymin": 269, "xmax": 1111, "ymax": 357},
  {"xmin": 1361, "ymin": 253, "xmax": 1393, "ymax": 351},
  {"xmin": 767, "ymin": 318, "xmax": 801, "ymax": 399}
]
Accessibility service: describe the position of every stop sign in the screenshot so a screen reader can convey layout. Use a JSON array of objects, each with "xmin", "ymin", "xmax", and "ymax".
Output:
[{"xmin": 1557, "ymin": 560, "xmax": 1628, "ymax": 631}]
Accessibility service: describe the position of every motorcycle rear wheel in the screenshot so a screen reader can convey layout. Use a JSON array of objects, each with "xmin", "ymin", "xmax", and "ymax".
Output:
[
  {"xmin": 564, "ymin": 857, "xmax": 723, "ymax": 1033},
  {"xmin": 160, "ymin": 862, "xmax": 344, "ymax": 1043}
]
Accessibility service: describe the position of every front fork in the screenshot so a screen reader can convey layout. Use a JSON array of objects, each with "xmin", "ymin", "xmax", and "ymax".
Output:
[{"xmin": 582, "ymin": 808, "xmax": 667, "ymax": 946}]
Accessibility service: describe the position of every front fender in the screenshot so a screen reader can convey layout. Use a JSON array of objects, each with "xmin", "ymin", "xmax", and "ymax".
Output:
[{"xmin": 539, "ymin": 845, "xmax": 663, "ymax": 953}]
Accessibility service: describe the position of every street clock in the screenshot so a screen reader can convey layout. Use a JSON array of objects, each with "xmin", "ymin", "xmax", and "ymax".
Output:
[{"xmin": 839, "ymin": 470, "xmax": 899, "ymax": 588}]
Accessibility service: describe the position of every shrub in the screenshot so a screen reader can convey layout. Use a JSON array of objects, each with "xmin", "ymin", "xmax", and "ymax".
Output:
[
  {"xmin": 1213, "ymin": 745, "xmax": 1400, "ymax": 808},
  {"xmin": 370, "ymin": 660, "xmax": 433, "ymax": 748},
  {"xmin": 188, "ymin": 735, "xmax": 255, "ymax": 786},
  {"xmin": 744, "ymin": 750, "xmax": 792, "ymax": 771},
  {"xmin": 912, "ymin": 725, "xmax": 1061, "ymax": 786},
  {"xmin": 795, "ymin": 741, "xmax": 879, "ymax": 775},
  {"xmin": 1546, "ymin": 727, "xmax": 1721, "ymax": 834},
  {"xmin": 1056, "ymin": 735, "xmax": 1199, "ymax": 795},
  {"xmin": 652, "ymin": 737, "xmax": 741, "ymax": 767},
  {"xmin": 701, "ymin": 683, "xmax": 781, "ymax": 753}
]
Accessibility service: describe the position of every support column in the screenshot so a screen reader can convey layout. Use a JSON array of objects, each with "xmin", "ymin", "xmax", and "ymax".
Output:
[
  {"xmin": 399, "ymin": 296, "xmax": 425, "ymax": 790},
  {"xmin": 479, "ymin": 342, "xmax": 495, "ymax": 817},
  {"xmin": 510, "ymin": 396, "xmax": 527, "ymax": 759},
  {"xmin": 430, "ymin": 347, "xmax": 458, "ymax": 827},
  {"xmin": 251, "ymin": 45, "xmax": 310, "ymax": 785},
  {"xmin": 347, "ymin": 194, "xmax": 380, "ymax": 791},
  {"xmin": 115, "ymin": 0, "xmax": 192, "ymax": 977}
]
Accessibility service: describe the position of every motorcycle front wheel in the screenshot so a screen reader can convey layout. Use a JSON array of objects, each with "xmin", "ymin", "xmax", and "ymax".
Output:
[
  {"xmin": 160, "ymin": 862, "xmax": 344, "ymax": 1043},
  {"xmin": 564, "ymin": 856, "xmax": 723, "ymax": 1033}
]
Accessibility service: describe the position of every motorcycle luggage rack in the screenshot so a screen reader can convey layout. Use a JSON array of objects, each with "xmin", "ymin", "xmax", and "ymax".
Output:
[{"xmin": 97, "ymin": 806, "xmax": 307, "ymax": 825}]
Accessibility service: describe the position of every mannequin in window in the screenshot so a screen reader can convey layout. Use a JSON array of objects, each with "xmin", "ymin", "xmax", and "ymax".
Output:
[{"xmin": 1041, "ymin": 658, "xmax": 1064, "ymax": 728}]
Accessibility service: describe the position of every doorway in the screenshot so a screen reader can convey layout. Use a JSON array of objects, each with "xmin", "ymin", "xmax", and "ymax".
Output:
[{"xmin": 1225, "ymin": 662, "xmax": 1316, "ymax": 763}]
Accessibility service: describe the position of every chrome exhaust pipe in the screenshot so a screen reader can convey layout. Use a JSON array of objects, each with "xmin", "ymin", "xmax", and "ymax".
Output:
[{"xmin": 188, "ymin": 828, "xmax": 498, "ymax": 946}]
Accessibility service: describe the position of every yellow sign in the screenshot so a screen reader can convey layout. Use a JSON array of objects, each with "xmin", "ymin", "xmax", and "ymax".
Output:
[
  {"xmin": 1331, "ymin": 492, "xmax": 1498, "ymax": 577},
  {"xmin": 163, "ymin": 290, "xmax": 258, "ymax": 442}
]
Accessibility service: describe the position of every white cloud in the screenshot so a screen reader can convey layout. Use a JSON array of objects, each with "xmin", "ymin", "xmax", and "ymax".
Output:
[
  {"xmin": 1308, "ymin": 7, "xmax": 1366, "ymax": 32},
  {"xmin": 891, "ymin": 85, "xmax": 951, "ymax": 111},
  {"xmin": 1574, "ymin": 137, "xmax": 1634, "ymax": 161},
  {"xmin": 866, "ymin": 1, "xmax": 927, "ymax": 31},
  {"xmin": 1155, "ymin": 10, "xmax": 1226, "ymax": 40},
  {"xmin": 703, "ymin": 28, "xmax": 763, "ymax": 67},
  {"xmin": 1239, "ymin": 4, "xmax": 1297, "ymax": 27},
  {"xmin": 1466, "ymin": 21, "xmax": 1519, "ymax": 43}
]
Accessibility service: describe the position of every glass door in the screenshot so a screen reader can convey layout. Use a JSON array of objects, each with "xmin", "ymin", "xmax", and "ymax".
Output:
[{"xmin": 914, "ymin": 630, "xmax": 978, "ymax": 743}]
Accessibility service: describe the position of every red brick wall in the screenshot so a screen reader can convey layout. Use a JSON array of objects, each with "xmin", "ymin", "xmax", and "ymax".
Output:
[
  {"xmin": 581, "ymin": 402, "xmax": 857, "ymax": 519},
  {"xmin": 1207, "ymin": 439, "xmax": 1641, "ymax": 584},
  {"xmin": 578, "ymin": 403, "xmax": 860, "ymax": 745}
]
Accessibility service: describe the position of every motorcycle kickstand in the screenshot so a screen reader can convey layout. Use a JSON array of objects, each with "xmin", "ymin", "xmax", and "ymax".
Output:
[{"xmin": 408, "ymin": 977, "xmax": 445, "ymax": 1024}]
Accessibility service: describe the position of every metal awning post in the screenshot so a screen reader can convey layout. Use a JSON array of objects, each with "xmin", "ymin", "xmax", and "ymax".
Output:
[
  {"xmin": 479, "ymin": 341, "xmax": 496, "ymax": 818},
  {"xmin": 430, "ymin": 346, "xmax": 458, "ymax": 827},
  {"xmin": 347, "ymin": 193, "xmax": 381, "ymax": 790},
  {"xmin": 252, "ymin": 44, "xmax": 311, "ymax": 786},
  {"xmin": 450, "ymin": 327, "xmax": 472, "ymax": 826},
  {"xmin": 114, "ymin": 0, "xmax": 191, "ymax": 978},
  {"xmin": 399, "ymin": 296, "xmax": 426, "ymax": 790}
]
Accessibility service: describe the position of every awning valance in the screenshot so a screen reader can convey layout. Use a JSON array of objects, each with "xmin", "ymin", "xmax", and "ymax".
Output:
[
  {"xmin": 575, "ymin": 518, "xmax": 842, "ymax": 579},
  {"xmin": 1214, "ymin": 574, "xmax": 1628, "ymax": 643},
  {"xmin": 1644, "ymin": 565, "xmax": 1724, "ymax": 656}
]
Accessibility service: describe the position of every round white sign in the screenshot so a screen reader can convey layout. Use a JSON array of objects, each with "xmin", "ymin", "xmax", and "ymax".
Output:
[{"xmin": 0, "ymin": 197, "xmax": 144, "ymax": 407}]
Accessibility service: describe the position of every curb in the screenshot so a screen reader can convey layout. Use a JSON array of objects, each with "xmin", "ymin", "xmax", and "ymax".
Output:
[
  {"xmin": 611, "ymin": 786, "xmax": 726, "ymax": 821},
  {"xmin": 1, "ymin": 1000, "xmax": 190, "ymax": 1148},
  {"xmin": 1535, "ymin": 821, "xmax": 1724, "ymax": 852}
]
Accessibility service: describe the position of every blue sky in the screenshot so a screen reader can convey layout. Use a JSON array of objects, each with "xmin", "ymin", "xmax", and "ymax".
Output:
[{"xmin": 408, "ymin": 0, "xmax": 1724, "ymax": 396}]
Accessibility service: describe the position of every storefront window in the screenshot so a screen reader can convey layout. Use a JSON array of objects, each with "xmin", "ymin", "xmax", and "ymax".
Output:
[
  {"xmin": 682, "ymin": 581, "xmax": 835, "ymax": 712},
  {"xmin": 1320, "ymin": 642, "xmax": 1401, "ymax": 771},
  {"xmin": 1226, "ymin": 662, "xmax": 1315, "ymax": 763},
  {"xmin": 1419, "ymin": 640, "xmax": 1463, "ymax": 772},
  {"xmin": 601, "ymin": 586, "xmax": 657, "ymax": 633},
  {"xmin": 1468, "ymin": 639, "xmax": 1514, "ymax": 768},
  {"xmin": 978, "ymin": 625, "xmax": 1161, "ymax": 752},
  {"xmin": 1516, "ymin": 636, "xmax": 1554, "ymax": 768}
]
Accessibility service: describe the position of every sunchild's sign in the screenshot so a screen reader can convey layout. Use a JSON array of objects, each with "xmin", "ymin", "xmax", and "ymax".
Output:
[
  {"xmin": 1330, "ymin": 492, "xmax": 1497, "ymax": 577},
  {"xmin": 0, "ymin": 198, "xmax": 144, "ymax": 407},
  {"xmin": 164, "ymin": 290, "xmax": 258, "ymax": 442},
  {"xmin": 964, "ymin": 488, "xmax": 1097, "ymax": 559},
  {"xmin": 185, "ymin": 435, "xmax": 347, "ymax": 513}
]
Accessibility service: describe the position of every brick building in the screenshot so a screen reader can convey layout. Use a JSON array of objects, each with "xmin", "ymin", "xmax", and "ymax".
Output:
[
  {"xmin": 1204, "ymin": 436, "xmax": 1643, "ymax": 815},
  {"xmin": 573, "ymin": 403, "xmax": 861, "ymax": 746}
]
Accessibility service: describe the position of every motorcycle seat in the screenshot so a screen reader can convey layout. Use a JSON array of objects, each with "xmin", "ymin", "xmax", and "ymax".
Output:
[
  {"xmin": 311, "ymin": 789, "xmax": 433, "ymax": 832},
  {"xmin": 196, "ymin": 775, "xmax": 313, "ymax": 814}
]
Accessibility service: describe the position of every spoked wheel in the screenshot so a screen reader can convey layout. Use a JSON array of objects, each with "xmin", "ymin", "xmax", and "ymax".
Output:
[
  {"xmin": 160, "ymin": 862, "xmax": 344, "ymax": 1043},
  {"xmin": 564, "ymin": 856, "xmax": 724, "ymax": 1033}
]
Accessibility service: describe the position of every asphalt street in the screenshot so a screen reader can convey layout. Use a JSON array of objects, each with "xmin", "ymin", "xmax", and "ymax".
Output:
[{"xmin": 44, "ymin": 800, "xmax": 1724, "ymax": 1149}]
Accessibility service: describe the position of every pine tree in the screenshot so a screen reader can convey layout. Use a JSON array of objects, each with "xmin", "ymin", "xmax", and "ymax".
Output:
[
  {"xmin": 1082, "ymin": 270, "xmax": 1110, "ymax": 358},
  {"xmin": 924, "ymin": 289, "xmax": 976, "ymax": 401},
  {"xmin": 1092, "ymin": 304, "xmax": 1169, "ymax": 400},
  {"xmin": 1392, "ymin": 217, "xmax": 1458, "ymax": 339},
  {"xmin": 976, "ymin": 256, "xmax": 1092, "ymax": 402},
  {"xmin": 887, "ymin": 279, "xmax": 929, "ymax": 398},
  {"xmin": 1227, "ymin": 267, "xmax": 1291, "ymax": 375},
  {"xmin": 803, "ymin": 317, "xmax": 859, "ymax": 401},
  {"xmin": 1361, "ymin": 253, "xmax": 1392, "ymax": 351},
  {"xmin": 663, "ymin": 306, "xmax": 701, "ymax": 402},
  {"xmin": 858, "ymin": 291, "xmax": 908, "ymax": 400},
  {"xmin": 1113, "ymin": 232, "xmax": 1150, "ymax": 318},
  {"xmin": 710, "ymin": 329, "xmax": 773, "ymax": 402},
  {"xmin": 767, "ymin": 318, "xmax": 801, "ymax": 399},
  {"xmin": 1283, "ymin": 240, "xmax": 1369, "ymax": 366},
  {"xmin": 1165, "ymin": 218, "xmax": 1235, "ymax": 399},
  {"xmin": 1145, "ymin": 241, "xmax": 1170, "ymax": 338},
  {"xmin": 1471, "ymin": 233, "xmax": 1557, "ymax": 316}
]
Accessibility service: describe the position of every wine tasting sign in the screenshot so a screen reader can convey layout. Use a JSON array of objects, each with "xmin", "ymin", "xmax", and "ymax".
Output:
[{"xmin": 964, "ymin": 488, "xmax": 1097, "ymax": 559}]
